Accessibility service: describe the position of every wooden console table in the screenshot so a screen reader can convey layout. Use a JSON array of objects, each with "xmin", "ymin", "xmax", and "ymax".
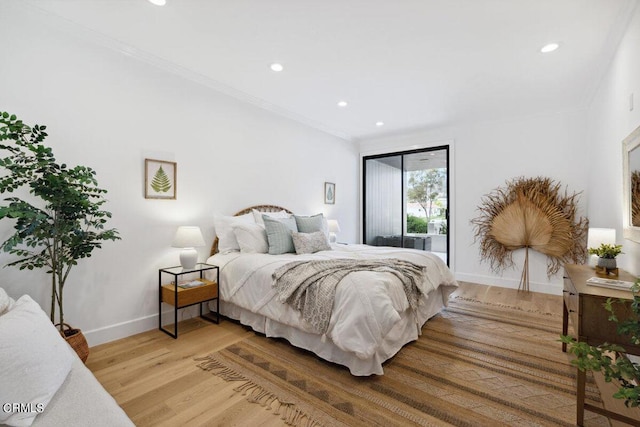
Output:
[{"xmin": 563, "ymin": 264, "xmax": 640, "ymax": 426}]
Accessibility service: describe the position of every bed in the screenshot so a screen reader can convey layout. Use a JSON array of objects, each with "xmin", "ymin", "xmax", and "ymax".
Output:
[{"xmin": 206, "ymin": 205, "xmax": 457, "ymax": 376}]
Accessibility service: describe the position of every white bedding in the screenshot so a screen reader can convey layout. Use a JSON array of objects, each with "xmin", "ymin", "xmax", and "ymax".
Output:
[{"xmin": 206, "ymin": 243, "xmax": 457, "ymax": 375}]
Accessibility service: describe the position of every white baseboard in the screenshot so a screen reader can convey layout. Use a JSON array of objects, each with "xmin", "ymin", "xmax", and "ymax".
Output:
[
  {"xmin": 454, "ymin": 272, "xmax": 562, "ymax": 295},
  {"xmin": 84, "ymin": 275, "xmax": 561, "ymax": 347},
  {"xmin": 83, "ymin": 314, "xmax": 157, "ymax": 347},
  {"xmin": 84, "ymin": 306, "xmax": 203, "ymax": 347}
]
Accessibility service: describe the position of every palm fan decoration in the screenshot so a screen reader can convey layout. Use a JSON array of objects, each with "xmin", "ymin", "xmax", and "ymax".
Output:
[
  {"xmin": 632, "ymin": 170, "xmax": 640, "ymax": 227},
  {"xmin": 471, "ymin": 176, "xmax": 588, "ymax": 291}
]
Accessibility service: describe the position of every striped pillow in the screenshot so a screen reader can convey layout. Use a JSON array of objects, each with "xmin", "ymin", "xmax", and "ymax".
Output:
[
  {"xmin": 263, "ymin": 216, "xmax": 298, "ymax": 254},
  {"xmin": 294, "ymin": 213, "xmax": 324, "ymax": 233}
]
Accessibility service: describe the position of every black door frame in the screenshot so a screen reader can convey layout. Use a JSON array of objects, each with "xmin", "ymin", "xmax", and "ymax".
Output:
[{"xmin": 362, "ymin": 144, "xmax": 450, "ymax": 266}]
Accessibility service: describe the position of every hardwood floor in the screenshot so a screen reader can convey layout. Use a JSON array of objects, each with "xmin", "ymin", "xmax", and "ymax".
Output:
[{"xmin": 85, "ymin": 282, "xmax": 623, "ymax": 426}]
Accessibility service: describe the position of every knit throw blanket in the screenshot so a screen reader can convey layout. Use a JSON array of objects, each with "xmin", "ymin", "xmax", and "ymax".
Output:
[{"xmin": 272, "ymin": 258, "xmax": 426, "ymax": 334}]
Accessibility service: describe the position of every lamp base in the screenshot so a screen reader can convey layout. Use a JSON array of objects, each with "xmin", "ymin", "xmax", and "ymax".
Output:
[
  {"xmin": 179, "ymin": 248, "xmax": 198, "ymax": 270},
  {"xmin": 329, "ymin": 233, "xmax": 337, "ymax": 243}
]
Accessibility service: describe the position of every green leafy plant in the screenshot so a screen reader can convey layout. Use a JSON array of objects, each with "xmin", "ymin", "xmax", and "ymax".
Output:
[
  {"xmin": 406, "ymin": 214, "xmax": 428, "ymax": 234},
  {"xmin": 588, "ymin": 243, "xmax": 624, "ymax": 259},
  {"xmin": 151, "ymin": 166, "xmax": 172, "ymax": 193},
  {"xmin": 0, "ymin": 111, "xmax": 120, "ymax": 332},
  {"xmin": 407, "ymin": 169, "xmax": 446, "ymax": 225},
  {"xmin": 561, "ymin": 278, "xmax": 640, "ymax": 408},
  {"xmin": 439, "ymin": 222, "xmax": 448, "ymax": 235}
]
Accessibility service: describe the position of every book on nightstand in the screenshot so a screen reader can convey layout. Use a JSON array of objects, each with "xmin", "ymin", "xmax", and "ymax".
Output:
[
  {"xmin": 586, "ymin": 276, "xmax": 635, "ymax": 291},
  {"xmin": 177, "ymin": 279, "xmax": 205, "ymax": 289}
]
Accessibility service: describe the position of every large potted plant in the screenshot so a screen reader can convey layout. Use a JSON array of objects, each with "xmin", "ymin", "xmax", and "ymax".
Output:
[{"xmin": 0, "ymin": 111, "xmax": 119, "ymax": 361}]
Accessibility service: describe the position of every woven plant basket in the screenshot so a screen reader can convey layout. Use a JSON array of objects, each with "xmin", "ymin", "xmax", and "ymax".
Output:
[{"xmin": 56, "ymin": 323, "xmax": 89, "ymax": 363}]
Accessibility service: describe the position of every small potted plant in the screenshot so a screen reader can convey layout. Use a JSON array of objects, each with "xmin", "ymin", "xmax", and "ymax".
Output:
[{"xmin": 588, "ymin": 243, "xmax": 623, "ymax": 271}]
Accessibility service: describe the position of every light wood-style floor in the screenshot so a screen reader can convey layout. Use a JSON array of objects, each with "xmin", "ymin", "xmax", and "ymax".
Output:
[{"xmin": 85, "ymin": 282, "xmax": 628, "ymax": 426}]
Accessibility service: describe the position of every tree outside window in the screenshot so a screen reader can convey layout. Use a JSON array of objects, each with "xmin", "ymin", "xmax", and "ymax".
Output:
[{"xmin": 407, "ymin": 169, "xmax": 447, "ymax": 233}]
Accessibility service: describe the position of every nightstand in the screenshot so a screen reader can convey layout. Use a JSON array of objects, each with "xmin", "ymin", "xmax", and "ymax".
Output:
[
  {"xmin": 563, "ymin": 264, "xmax": 640, "ymax": 426},
  {"xmin": 159, "ymin": 263, "xmax": 219, "ymax": 338}
]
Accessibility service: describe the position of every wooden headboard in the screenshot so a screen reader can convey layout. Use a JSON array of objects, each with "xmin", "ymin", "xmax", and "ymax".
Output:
[{"xmin": 210, "ymin": 204, "xmax": 293, "ymax": 256}]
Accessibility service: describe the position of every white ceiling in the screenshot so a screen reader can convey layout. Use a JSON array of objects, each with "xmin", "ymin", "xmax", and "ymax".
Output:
[{"xmin": 24, "ymin": 0, "xmax": 637, "ymax": 141}]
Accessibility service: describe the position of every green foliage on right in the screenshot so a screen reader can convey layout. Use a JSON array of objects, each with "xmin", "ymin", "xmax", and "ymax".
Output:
[{"xmin": 560, "ymin": 279, "xmax": 640, "ymax": 408}]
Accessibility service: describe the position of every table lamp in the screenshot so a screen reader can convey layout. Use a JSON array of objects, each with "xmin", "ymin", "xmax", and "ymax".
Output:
[
  {"xmin": 327, "ymin": 219, "xmax": 341, "ymax": 243},
  {"xmin": 172, "ymin": 226, "xmax": 205, "ymax": 270},
  {"xmin": 586, "ymin": 228, "xmax": 616, "ymax": 267}
]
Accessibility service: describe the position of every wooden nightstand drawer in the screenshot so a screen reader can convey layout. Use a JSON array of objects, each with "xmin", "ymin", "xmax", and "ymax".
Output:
[
  {"xmin": 161, "ymin": 280, "xmax": 218, "ymax": 308},
  {"xmin": 563, "ymin": 275, "xmax": 579, "ymax": 323}
]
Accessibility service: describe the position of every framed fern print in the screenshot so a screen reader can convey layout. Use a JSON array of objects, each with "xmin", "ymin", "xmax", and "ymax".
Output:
[{"xmin": 145, "ymin": 159, "xmax": 176, "ymax": 199}]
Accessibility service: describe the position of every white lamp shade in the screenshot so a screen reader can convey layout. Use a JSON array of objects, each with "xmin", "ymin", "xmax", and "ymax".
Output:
[
  {"xmin": 587, "ymin": 228, "xmax": 616, "ymax": 248},
  {"xmin": 172, "ymin": 226, "xmax": 205, "ymax": 248},
  {"xmin": 172, "ymin": 226, "xmax": 205, "ymax": 270}
]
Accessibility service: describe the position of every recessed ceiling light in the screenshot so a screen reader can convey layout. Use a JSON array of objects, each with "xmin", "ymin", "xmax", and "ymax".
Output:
[
  {"xmin": 376, "ymin": 121, "xmax": 384, "ymax": 127},
  {"xmin": 540, "ymin": 43, "xmax": 559, "ymax": 53},
  {"xmin": 148, "ymin": 0, "xmax": 166, "ymax": 5},
  {"xmin": 270, "ymin": 63, "xmax": 283, "ymax": 72},
  {"xmin": 337, "ymin": 101, "xmax": 348, "ymax": 108}
]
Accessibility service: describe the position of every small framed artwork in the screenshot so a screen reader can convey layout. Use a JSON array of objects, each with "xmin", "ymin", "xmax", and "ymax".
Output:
[
  {"xmin": 324, "ymin": 182, "xmax": 335, "ymax": 204},
  {"xmin": 145, "ymin": 159, "xmax": 177, "ymax": 199}
]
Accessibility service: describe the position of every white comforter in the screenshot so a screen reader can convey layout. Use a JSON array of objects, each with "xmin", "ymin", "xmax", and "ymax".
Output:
[{"xmin": 206, "ymin": 244, "xmax": 457, "ymax": 360}]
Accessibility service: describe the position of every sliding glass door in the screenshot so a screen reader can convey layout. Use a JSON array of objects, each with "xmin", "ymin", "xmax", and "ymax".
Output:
[{"xmin": 363, "ymin": 146, "xmax": 449, "ymax": 265}]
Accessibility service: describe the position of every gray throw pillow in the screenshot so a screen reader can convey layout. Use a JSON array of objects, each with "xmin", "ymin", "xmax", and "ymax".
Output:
[
  {"xmin": 291, "ymin": 231, "xmax": 332, "ymax": 254},
  {"xmin": 294, "ymin": 213, "xmax": 325, "ymax": 233},
  {"xmin": 263, "ymin": 215, "xmax": 298, "ymax": 254}
]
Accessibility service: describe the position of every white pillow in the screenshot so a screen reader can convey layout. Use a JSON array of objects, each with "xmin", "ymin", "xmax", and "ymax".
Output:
[
  {"xmin": 291, "ymin": 230, "xmax": 332, "ymax": 254},
  {"xmin": 213, "ymin": 213, "xmax": 254, "ymax": 253},
  {"xmin": 252, "ymin": 209, "xmax": 290, "ymax": 226},
  {"xmin": 232, "ymin": 222, "xmax": 269, "ymax": 254},
  {"xmin": 0, "ymin": 295, "xmax": 75, "ymax": 426},
  {"xmin": 0, "ymin": 287, "xmax": 15, "ymax": 316}
]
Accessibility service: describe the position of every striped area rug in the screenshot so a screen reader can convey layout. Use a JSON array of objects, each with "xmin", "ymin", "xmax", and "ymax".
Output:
[{"xmin": 196, "ymin": 297, "xmax": 610, "ymax": 426}]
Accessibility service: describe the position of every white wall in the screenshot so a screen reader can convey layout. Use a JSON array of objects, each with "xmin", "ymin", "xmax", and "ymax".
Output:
[
  {"xmin": 359, "ymin": 3, "xmax": 640, "ymax": 292},
  {"xmin": 586, "ymin": 4, "xmax": 640, "ymax": 277},
  {"xmin": 0, "ymin": 4, "xmax": 358, "ymax": 345},
  {"xmin": 360, "ymin": 109, "xmax": 589, "ymax": 294},
  {"xmin": 4, "ymin": 2, "xmax": 639, "ymax": 347}
]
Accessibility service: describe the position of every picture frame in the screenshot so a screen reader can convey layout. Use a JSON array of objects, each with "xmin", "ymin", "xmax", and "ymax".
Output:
[
  {"xmin": 145, "ymin": 158, "xmax": 177, "ymax": 199},
  {"xmin": 324, "ymin": 182, "xmax": 335, "ymax": 204}
]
